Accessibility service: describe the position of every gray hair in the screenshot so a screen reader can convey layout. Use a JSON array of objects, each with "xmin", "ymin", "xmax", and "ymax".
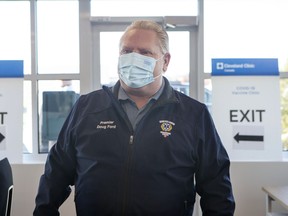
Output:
[{"xmin": 120, "ymin": 20, "xmax": 169, "ymax": 54}]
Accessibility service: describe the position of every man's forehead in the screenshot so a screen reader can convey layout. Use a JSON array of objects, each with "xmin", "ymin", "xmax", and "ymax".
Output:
[
  {"xmin": 125, "ymin": 29, "xmax": 157, "ymax": 40},
  {"xmin": 121, "ymin": 29, "xmax": 160, "ymax": 50}
]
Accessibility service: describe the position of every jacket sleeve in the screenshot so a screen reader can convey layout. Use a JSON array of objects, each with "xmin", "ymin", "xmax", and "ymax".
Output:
[
  {"xmin": 195, "ymin": 106, "xmax": 235, "ymax": 216},
  {"xmin": 33, "ymin": 99, "xmax": 80, "ymax": 216}
]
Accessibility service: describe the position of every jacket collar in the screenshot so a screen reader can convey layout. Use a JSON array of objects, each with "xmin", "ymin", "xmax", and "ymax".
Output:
[{"xmin": 103, "ymin": 77, "xmax": 179, "ymax": 105}]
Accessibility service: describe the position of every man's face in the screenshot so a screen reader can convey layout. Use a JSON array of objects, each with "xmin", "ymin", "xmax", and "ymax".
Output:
[{"xmin": 119, "ymin": 29, "xmax": 170, "ymax": 95}]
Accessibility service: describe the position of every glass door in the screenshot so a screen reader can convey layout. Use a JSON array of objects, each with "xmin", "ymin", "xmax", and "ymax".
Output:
[{"xmin": 91, "ymin": 16, "xmax": 201, "ymax": 99}]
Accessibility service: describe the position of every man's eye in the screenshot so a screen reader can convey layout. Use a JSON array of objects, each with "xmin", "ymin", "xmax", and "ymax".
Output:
[
  {"xmin": 121, "ymin": 50, "xmax": 131, "ymax": 54},
  {"xmin": 140, "ymin": 51, "xmax": 152, "ymax": 56}
]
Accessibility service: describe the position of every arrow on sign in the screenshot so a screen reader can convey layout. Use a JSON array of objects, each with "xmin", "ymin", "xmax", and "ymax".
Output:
[
  {"xmin": 234, "ymin": 133, "xmax": 264, "ymax": 143},
  {"xmin": 0, "ymin": 132, "xmax": 5, "ymax": 143}
]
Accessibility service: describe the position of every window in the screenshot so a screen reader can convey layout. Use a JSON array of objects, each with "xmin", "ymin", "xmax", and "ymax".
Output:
[
  {"xmin": 204, "ymin": 0, "xmax": 288, "ymax": 73},
  {"xmin": 204, "ymin": 0, "xmax": 288, "ymax": 151},
  {"xmin": 25, "ymin": 0, "xmax": 80, "ymax": 157},
  {"xmin": 280, "ymin": 79, "xmax": 288, "ymax": 150},
  {"xmin": 91, "ymin": 0, "xmax": 198, "ymax": 16},
  {"xmin": 37, "ymin": 1, "xmax": 79, "ymax": 74},
  {"xmin": 1, "ymin": 0, "xmax": 287, "ymax": 162},
  {"xmin": 38, "ymin": 80, "xmax": 80, "ymax": 153},
  {"xmin": 0, "ymin": 1, "xmax": 31, "ymax": 74},
  {"xmin": 34, "ymin": 1, "xmax": 80, "ymax": 154},
  {"xmin": 0, "ymin": 1, "xmax": 32, "ymax": 154}
]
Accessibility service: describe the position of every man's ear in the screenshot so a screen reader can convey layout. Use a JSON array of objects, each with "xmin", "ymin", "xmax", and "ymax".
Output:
[{"xmin": 163, "ymin": 53, "xmax": 171, "ymax": 72}]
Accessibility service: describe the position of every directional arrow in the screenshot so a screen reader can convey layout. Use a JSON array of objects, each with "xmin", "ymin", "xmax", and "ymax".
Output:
[
  {"xmin": 0, "ymin": 132, "xmax": 5, "ymax": 143},
  {"xmin": 234, "ymin": 133, "xmax": 264, "ymax": 143}
]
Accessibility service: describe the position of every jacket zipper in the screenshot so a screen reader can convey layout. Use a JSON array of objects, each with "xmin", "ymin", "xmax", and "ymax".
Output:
[
  {"xmin": 103, "ymin": 81, "xmax": 179, "ymax": 215},
  {"xmin": 121, "ymin": 134, "xmax": 134, "ymax": 215},
  {"xmin": 129, "ymin": 135, "xmax": 134, "ymax": 145}
]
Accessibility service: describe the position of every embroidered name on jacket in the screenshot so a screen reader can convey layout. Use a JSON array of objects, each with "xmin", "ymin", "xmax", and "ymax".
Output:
[
  {"xmin": 96, "ymin": 121, "xmax": 116, "ymax": 129},
  {"xmin": 159, "ymin": 120, "xmax": 175, "ymax": 138}
]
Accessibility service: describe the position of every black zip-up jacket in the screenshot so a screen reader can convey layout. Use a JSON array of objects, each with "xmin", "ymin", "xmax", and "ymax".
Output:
[{"xmin": 34, "ymin": 78, "xmax": 235, "ymax": 216}]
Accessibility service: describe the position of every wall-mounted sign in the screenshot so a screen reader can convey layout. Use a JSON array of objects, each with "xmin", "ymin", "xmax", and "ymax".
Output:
[
  {"xmin": 212, "ymin": 58, "xmax": 278, "ymax": 76},
  {"xmin": 211, "ymin": 58, "xmax": 282, "ymax": 161},
  {"xmin": 0, "ymin": 60, "xmax": 24, "ymax": 163}
]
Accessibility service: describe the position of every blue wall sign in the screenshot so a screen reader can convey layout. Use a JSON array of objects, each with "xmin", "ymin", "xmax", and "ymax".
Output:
[
  {"xmin": 212, "ymin": 58, "xmax": 279, "ymax": 76},
  {"xmin": 0, "ymin": 60, "xmax": 24, "ymax": 78}
]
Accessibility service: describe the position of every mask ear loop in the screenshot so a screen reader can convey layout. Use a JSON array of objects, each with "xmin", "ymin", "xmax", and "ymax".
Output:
[
  {"xmin": 153, "ymin": 60, "xmax": 165, "ymax": 80},
  {"xmin": 155, "ymin": 54, "xmax": 167, "ymax": 76},
  {"xmin": 153, "ymin": 73, "xmax": 163, "ymax": 80},
  {"xmin": 155, "ymin": 54, "xmax": 165, "ymax": 62}
]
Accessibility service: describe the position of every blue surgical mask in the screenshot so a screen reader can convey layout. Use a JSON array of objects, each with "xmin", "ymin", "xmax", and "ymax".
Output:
[{"xmin": 118, "ymin": 52, "xmax": 162, "ymax": 88}]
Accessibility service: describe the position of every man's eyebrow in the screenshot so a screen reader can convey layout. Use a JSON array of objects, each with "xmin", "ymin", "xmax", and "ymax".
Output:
[
  {"xmin": 138, "ymin": 48, "xmax": 154, "ymax": 54},
  {"xmin": 120, "ymin": 46, "xmax": 131, "ymax": 50}
]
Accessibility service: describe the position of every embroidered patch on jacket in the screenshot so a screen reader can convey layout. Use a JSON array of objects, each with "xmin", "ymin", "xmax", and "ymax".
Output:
[
  {"xmin": 96, "ymin": 120, "xmax": 116, "ymax": 130},
  {"xmin": 159, "ymin": 120, "xmax": 175, "ymax": 138}
]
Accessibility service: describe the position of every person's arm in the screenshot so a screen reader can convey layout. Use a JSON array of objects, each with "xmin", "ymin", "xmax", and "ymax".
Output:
[
  {"xmin": 33, "ymin": 100, "xmax": 79, "ymax": 216},
  {"xmin": 195, "ymin": 107, "xmax": 235, "ymax": 216}
]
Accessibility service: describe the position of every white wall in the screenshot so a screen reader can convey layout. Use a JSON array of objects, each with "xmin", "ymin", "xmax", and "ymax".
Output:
[
  {"xmin": 10, "ymin": 161, "xmax": 288, "ymax": 216},
  {"xmin": 230, "ymin": 161, "xmax": 288, "ymax": 216}
]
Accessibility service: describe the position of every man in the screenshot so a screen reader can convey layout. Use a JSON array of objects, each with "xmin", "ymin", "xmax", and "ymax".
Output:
[{"xmin": 34, "ymin": 20, "xmax": 235, "ymax": 216}]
